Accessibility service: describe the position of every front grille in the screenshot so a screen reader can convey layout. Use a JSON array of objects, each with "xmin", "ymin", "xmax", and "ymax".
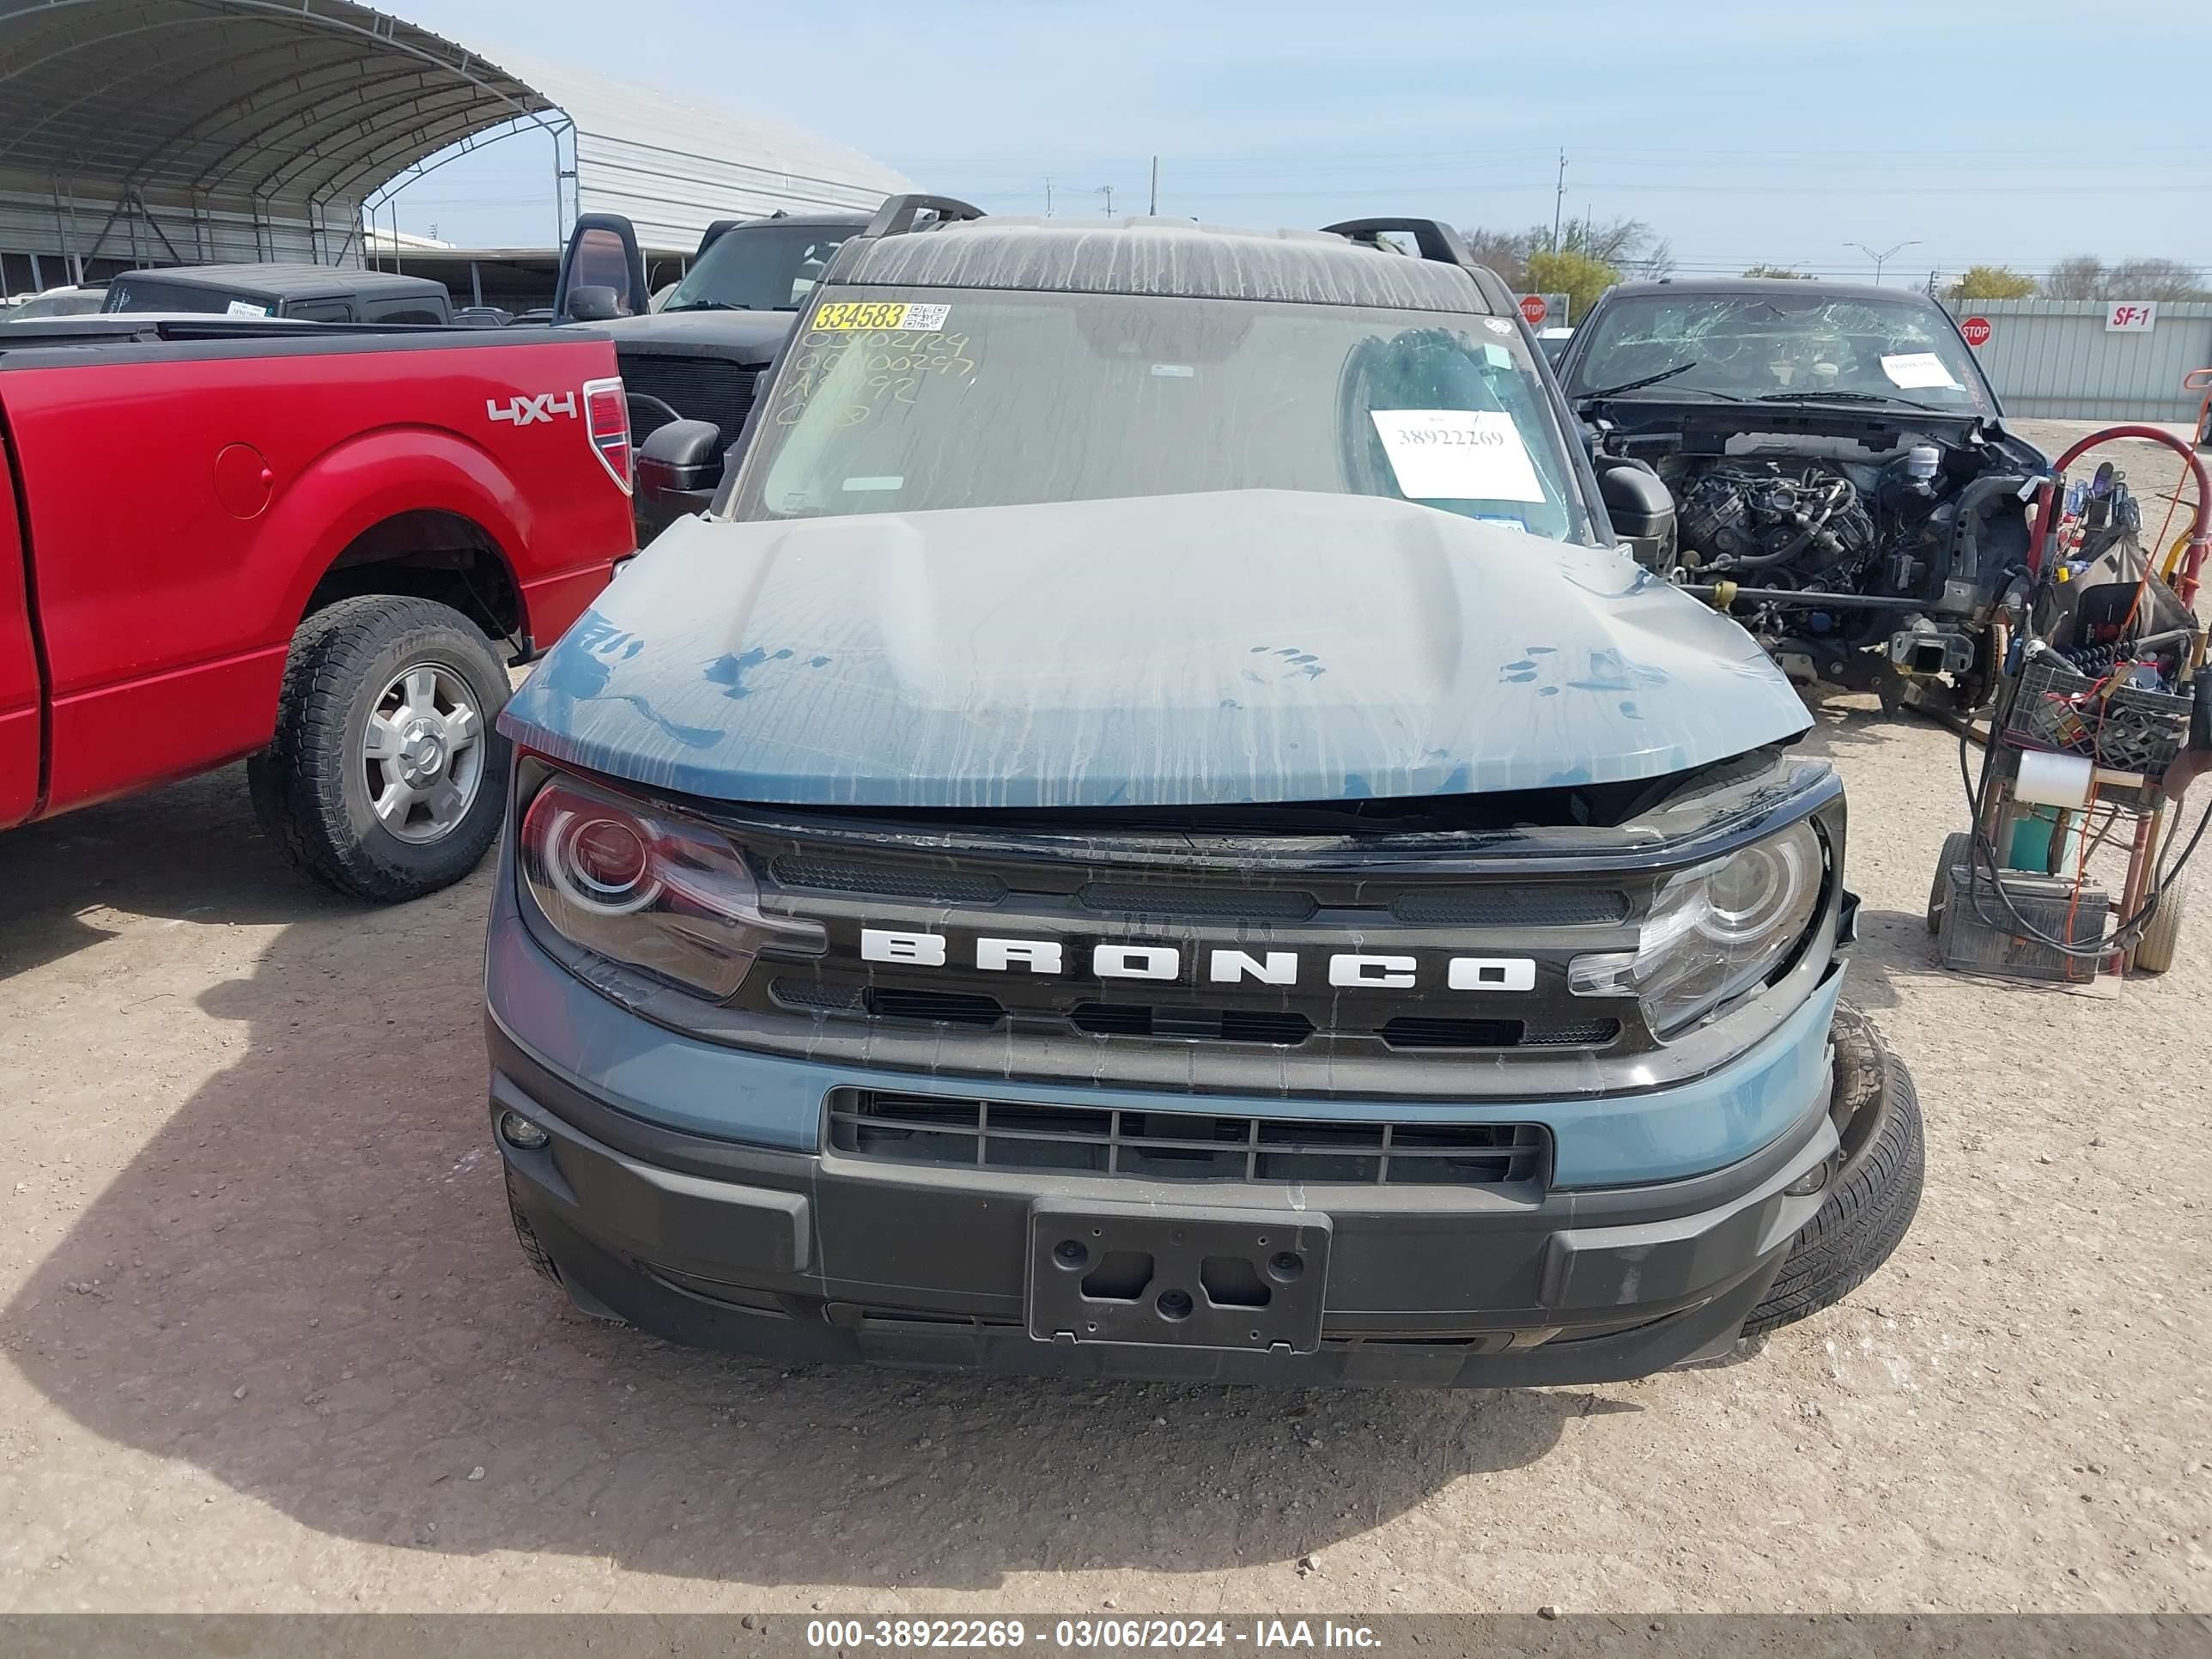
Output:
[
  {"xmin": 827, "ymin": 1091, "xmax": 1549, "ymax": 1188},
  {"xmin": 771, "ymin": 978, "xmax": 866, "ymax": 1014},
  {"xmin": 1076, "ymin": 882, "xmax": 1317, "ymax": 921},
  {"xmin": 864, "ymin": 988, "xmax": 1005, "ymax": 1027},
  {"xmin": 619, "ymin": 351, "xmax": 759, "ymax": 441},
  {"xmin": 1380, "ymin": 1016, "xmax": 1525, "ymax": 1050},
  {"xmin": 1522, "ymin": 1018, "xmax": 1621, "ymax": 1048},
  {"xmin": 1069, "ymin": 1003, "xmax": 1313, "ymax": 1045},
  {"xmin": 769, "ymin": 977, "xmax": 1621, "ymax": 1051},
  {"xmin": 771, "ymin": 855, "xmax": 1006, "ymax": 904},
  {"xmin": 1390, "ymin": 887, "xmax": 1630, "ymax": 926}
]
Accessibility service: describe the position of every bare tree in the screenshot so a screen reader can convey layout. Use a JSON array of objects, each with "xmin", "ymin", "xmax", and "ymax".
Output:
[
  {"xmin": 1546, "ymin": 215, "xmax": 1657, "ymax": 265},
  {"xmin": 2100, "ymin": 258, "xmax": 2209, "ymax": 301},
  {"xmin": 2039, "ymin": 255, "xmax": 2103, "ymax": 301},
  {"xmin": 1459, "ymin": 226, "xmax": 1530, "ymax": 289},
  {"xmin": 2040, "ymin": 253, "xmax": 2209, "ymax": 301},
  {"xmin": 1460, "ymin": 216, "xmax": 1674, "ymax": 288}
]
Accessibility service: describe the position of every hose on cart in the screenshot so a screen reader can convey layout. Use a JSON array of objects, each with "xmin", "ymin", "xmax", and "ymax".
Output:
[
  {"xmin": 1951, "ymin": 423, "xmax": 2212, "ymax": 960},
  {"xmin": 1954, "ymin": 703, "xmax": 2212, "ymax": 959}
]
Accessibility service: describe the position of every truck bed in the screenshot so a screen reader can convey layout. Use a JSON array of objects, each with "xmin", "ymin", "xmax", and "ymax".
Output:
[{"xmin": 0, "ymin": 320, "xmax": 632, "ymax": 826}]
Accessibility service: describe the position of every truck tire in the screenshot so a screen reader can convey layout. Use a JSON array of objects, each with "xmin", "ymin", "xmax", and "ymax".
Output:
[
  {"xmin": 1744, "ymin": 1003, "xmax": 1923, "ymax": 1337},
  {"xmin": 249, "ymin": 594, "xmax": 511, "ymax": 902},
  {"xmin": 2132, "ymin": 870, "xmax": 2189, "ymax": 975},
  {"xmin": 1925, "ymin": 830, "xmax": 1972, "ymax": 933}
]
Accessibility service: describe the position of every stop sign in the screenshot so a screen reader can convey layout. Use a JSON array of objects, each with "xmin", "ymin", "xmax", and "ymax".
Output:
[
  {"xmin": 1960, "ymin": 316, "xmax": 1992, "ymax": 349},
  {"xmin": 1519, "ymin": 294, "xmax": 1549, "ymax": 327}
]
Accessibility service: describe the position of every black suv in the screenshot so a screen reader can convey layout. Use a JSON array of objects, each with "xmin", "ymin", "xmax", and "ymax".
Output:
[
  {"xmin": 103, "ymin": 262, "xmax": 452, "ymax": 325},
  {"xmin": 552, "ymin": 211, "xmax": 871, "ymax": 540}
]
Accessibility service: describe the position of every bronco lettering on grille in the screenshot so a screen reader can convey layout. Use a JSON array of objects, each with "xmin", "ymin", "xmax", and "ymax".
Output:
[{"xmin": 860, "ymin": 929, "xmax": 1537, "ymax": 992}]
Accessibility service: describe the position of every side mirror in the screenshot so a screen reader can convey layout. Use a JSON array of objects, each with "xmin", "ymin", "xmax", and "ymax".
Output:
[
  {"xmin": 555, "ymin": 212, "xmax": 648, "ymax": 319},
  {"xmin": 635, "ymin": 419, "xmax": 726, "ymax": 538},
  {"xmin": 639, "ymin": 418, "xmax": 723, "ymax": 477},
  {"xmin": 1596, "ymin": 460, "xmax": 1675, "ymax": 544},
  {"xmin": 566, "ymin": 284, "xmax": 621, "ymax": 324}
]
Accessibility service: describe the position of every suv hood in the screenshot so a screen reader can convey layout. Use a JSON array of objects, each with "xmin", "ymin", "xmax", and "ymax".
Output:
[{"xmin": 501, "ymin": 490, "xmax": 1810, "ymax": 809}]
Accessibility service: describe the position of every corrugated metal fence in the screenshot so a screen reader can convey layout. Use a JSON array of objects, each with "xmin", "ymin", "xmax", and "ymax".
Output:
[{"xmin": 1938, "ymin": 298, "xmax": 2212, "ymax": 423}]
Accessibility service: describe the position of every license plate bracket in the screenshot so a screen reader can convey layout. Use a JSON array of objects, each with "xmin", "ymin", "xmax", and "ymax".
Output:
[{"xmin": 1027, "ymin": 1200, "xmax": 1332, "ymax": 1354}]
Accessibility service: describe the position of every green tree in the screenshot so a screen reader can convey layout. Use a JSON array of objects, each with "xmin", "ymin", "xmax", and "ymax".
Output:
[
  {"xmin": 1524, "ymin": 247, "xmax": 1622, "ymax": 324},
  {"xmin": 1947, "ymin": 264, "xmax": 2037, "ymax": 301},
  {"xmin": 1741, "ymin": 264, "xmax": 1814, "ymax": 279}
]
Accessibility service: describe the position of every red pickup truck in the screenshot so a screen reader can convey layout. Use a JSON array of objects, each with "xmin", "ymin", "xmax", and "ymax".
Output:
[{"xmin": 0, "ymin": 318, "xmax": 633, "ymax": 900}]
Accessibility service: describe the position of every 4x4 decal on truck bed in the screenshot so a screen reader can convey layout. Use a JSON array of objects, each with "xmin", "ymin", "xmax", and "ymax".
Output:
[{"xmin": 488, "ymin": 392, "xmax": 579, "ymax": 427}]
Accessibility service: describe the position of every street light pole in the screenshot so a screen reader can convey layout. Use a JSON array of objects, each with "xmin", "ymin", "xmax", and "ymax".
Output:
[{"xmin": 1845, "ymin": 239, "xmax": 1920, "ymax": 286}]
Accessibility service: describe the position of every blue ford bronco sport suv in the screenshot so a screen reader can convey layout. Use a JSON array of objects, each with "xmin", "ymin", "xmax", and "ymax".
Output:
[{"xmin": 484, "ymin": 199, "xmax": 1923, "ymax": 1387}]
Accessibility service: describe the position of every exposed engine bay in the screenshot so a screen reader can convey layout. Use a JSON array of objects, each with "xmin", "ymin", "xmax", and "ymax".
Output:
[{"xmin": 1609, "ymin": 419, "xmax": 2043, "ymax": 702}]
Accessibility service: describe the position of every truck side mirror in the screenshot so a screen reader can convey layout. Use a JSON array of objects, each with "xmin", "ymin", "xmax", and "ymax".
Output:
[
  {"xmin": 635, "ymin": 419, "xmax": 726, "ymax": 538},
  {"xmin": 1596, "ymin": 460, "xmax": 1675, "ymax": 543},
  {"xmin": 565, "ymin": 285, "xmax": 622, "ymax": 324},
  {"xmin": 555, "ymin": 213, "xmax": 649, "ymax": 320}
]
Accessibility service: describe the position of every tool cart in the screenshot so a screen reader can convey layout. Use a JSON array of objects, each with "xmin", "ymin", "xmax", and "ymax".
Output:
[{"xmin": 1930, "ymin": 425, "xmax": 2211, "ymax": 981}]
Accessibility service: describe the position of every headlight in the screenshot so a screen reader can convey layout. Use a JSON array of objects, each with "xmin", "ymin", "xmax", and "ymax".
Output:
[
  {"xmin": 519, "ymin": 772, "xmax": 823, "ymax": 999},
  {"xmin": 1568, "ymin": 820, "xmax": 1823, "ymax": 1037}
]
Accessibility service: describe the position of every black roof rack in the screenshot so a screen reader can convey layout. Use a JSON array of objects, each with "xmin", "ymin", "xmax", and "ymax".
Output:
[
  {"xmin": 1321, "ymin": 218, "xmax": 1515, "ymax": 313},
  {"xmin": 860, "ymin": 192, "xmax": 987, "ymax": 240}
]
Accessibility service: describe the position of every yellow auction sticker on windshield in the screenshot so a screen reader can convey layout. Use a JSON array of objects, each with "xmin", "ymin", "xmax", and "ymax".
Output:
[{"xmin": 811, "ymin": 301, "xmax": 951, "ymax": 332}]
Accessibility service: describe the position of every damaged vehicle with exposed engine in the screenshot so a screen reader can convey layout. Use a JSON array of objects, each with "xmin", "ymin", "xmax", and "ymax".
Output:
[
  {"xmin": 1557, "ymin": 279, "xmax": 2049, "ymax": 710},
  {"xmin": 482, "ymin": 204, "xmax": 1924, "ymax": 1387}
]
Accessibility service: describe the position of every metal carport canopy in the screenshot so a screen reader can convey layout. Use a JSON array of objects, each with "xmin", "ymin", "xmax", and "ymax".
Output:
[{"xmin": 0, "ymin": 0, "xmax": 551, "ymax": 210}]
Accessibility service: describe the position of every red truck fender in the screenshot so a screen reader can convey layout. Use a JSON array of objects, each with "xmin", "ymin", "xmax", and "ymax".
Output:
[{"xmin": 262, "ymin": 424, "xmax": 538, "ymax": 647}]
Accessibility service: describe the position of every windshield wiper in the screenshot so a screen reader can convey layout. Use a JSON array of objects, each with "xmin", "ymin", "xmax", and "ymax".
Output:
[
  {"xmin": 1582, "ymin": 362, "xmax": 1700, "ymax": 398},
  {"xmin": 1757, "ymin": 388, "xmax": 1939, "ymax": 410},
  {"xmin": 663, "ymin": 300, "xmax": 756, "ymax": 313}
]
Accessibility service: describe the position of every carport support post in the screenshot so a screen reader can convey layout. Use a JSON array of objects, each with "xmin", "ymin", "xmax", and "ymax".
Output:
[{"xmin": 471, "ymin": 260, "xmax": 483, "ymax": 308}]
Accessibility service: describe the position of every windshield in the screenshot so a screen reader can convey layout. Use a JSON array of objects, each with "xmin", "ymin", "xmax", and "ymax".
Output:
[
  {"xmin": 732, "ymin": 289, "xmax": 1598, "ymax": 544},
  {"xmin": 7, "ymin": 289, "xmax": 103, "ymax": 320},
  {"xmin": 1567, "ymin": 291, "xmax": 1993, "ymax": 413},
  {"xmin": 663, "ymin": 224, "xmax": 857, "ymax": 313}
]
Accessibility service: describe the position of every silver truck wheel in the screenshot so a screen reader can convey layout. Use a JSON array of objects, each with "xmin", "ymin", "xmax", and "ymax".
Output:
[
  {"xmin": 362, "ymin": 663, "xmax": 489, "ymax": 843},
  {"xmin": 248, "ymin": 595, "xmax": 511, "ymax": 903}
]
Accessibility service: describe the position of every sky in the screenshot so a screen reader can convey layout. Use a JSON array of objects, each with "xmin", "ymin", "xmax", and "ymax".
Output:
[{"xmin": 390, "ymin": 0, "xmax": 2212, "ymax": 284}]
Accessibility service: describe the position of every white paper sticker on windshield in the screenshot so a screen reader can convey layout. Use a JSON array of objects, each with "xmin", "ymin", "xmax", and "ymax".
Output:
[
  {"xmin": 1370, "ymin": 410, "xmax": 1546, "ymax": 503},
  {"xmin": 1880, "ymin": 352, "xmax": 1960, "ymax": 391},
  {"xmin": 226, "ymin": 299, "xmax": 272, "ymax": 319}
]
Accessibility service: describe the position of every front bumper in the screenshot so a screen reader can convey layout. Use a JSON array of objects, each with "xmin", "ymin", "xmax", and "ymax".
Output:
[{"xmin": 487, "ymin": 919, "xmax": 1843, "ymax": 1387}]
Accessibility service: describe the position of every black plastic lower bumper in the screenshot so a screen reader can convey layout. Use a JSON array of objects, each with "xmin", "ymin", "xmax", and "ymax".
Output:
[{"xmin": 488, "ymin": 1018, "xmax": 1835, "ymax": 1389}]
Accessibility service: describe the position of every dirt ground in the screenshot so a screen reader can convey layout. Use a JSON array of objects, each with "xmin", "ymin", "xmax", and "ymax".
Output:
[{"xmin": 1, "ymin": 448, "xmax": 2208, "ymax": 1613}]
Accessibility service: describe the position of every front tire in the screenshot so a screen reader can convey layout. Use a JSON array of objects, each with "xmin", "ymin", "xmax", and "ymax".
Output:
[
  {"xmin": 249, "ymin": 595, "xmax": 511, "ymax": 902},
  {"xmin": 1745, "ymin": 1003, "xmax": 1923, "ymax": 1336}
]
